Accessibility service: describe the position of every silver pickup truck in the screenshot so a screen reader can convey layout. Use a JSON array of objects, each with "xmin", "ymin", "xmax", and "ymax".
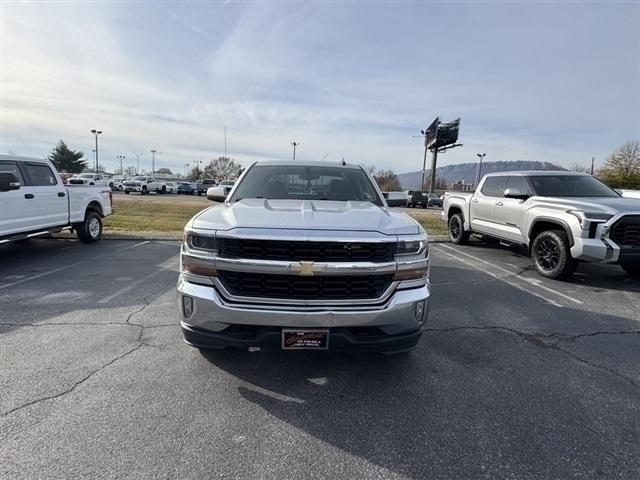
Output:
[
  {"xmin": 442, "ymin": 171, "xmax": 640, "ymax": 279},
  {"xmin": 178, "ymin": 160, "xmax": 430, "ymax": 354}
]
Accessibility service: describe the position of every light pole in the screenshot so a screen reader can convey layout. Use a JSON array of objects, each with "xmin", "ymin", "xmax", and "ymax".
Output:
[
  {"xmin": 475, "ymin": 153, "xmax": 486, "ymax": 186},
  {"xmin": 132, "ymin": 152, "xmax": 143, "ymax": 175},
  {"xmin": 90, "ymin": 129, "xmax": 102, "ymax": 172},
  {"xmin": 193, "ymin": 160, "xmax": 202, "ymax": 180},
  {"xmin": 291, "ymin": 141, "xmax": 300, "ymax": 160},
  {"xmin": 116, "ymin": 155, "xmax": 125, "ymax": 175},
  {"xmin": 185, "ymin": 163, "xmax": 190, "ymax": 177},
  {"xmin": 150, "ymin": 150, "xmax": 161, "ymax": 180}
]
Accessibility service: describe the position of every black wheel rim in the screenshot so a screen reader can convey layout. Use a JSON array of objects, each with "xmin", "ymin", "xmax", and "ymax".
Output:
[
  {"xmin": 536, "ymin": 238, "xmax": 560, "ymax": 271},
  {"xmin": 450, "ymin": 217, "xmax": 461, "ymax": 240}
]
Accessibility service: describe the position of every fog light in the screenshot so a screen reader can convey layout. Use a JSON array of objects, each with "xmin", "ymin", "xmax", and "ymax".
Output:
[
  {"xmin": 415, "ymin": 301, "xmax": 425, "ymax": 322},
  {"xmin": 182, "ymin": 296, "xmax": 194, "ymax": 318}
]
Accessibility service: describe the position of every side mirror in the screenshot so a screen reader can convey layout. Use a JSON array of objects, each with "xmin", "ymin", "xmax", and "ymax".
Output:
[
  {"xmin": 504, "ymin": 188, "xmax": 529, "ymax": 200},
  {"xmin": 0, "ymin": 172, "xmax": 21, "ymax": 192},
  {"xmin": 206, "ymin": 186, "xmax": 226, "ymax": 202}
]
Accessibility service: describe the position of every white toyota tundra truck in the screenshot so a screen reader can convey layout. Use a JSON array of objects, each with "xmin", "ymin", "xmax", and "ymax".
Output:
[
  {"xmin": 0, "ymin": 155, "xmax": 112, "ymax": 244},
  {"xmin": 178, "ymin": 161, "xmax": 431, "ymax": 354},
  {"xmin": 442, "ymin": 171, "xmax": 640, "ymax": 279}
]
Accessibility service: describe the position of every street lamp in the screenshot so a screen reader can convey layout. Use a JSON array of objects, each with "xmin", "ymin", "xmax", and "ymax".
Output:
[
  {"xmin": 291, "ymin": 141, "xmax": 300, "ymax": 161},
  {"xmin": 475, "ymin": 153, "xmax": 486, "ymax": 186},
  {"xmin": 150, "ymin": 150, "xmax": 161, "ymax": 180},
  {"xmin": 116, "ymin": 155, "xmax": 126, "ymax": 175},
  {"xmin": 193, "ymin": 160, "xmax": 202, "ymax": 180},
  {"xmin": 90, "ymin": 129, "xmax": 102, "ymax": 172}
]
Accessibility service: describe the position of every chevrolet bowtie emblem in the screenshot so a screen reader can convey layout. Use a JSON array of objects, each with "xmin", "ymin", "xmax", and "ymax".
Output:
[{"xmin": 299, "ymin": 261, "xmax": 315, "ymax": 276}]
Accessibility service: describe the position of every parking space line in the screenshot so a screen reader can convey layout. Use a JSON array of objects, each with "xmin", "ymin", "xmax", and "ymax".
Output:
[
  {"xmin": 438, "ymin": 243, "xmax": 583, "ymax": 305},
  {"xmin": 433, "ymin": 245, "xmax": 563, "ymax": 308},
  {"xmin": 0, "ymin": 261, "xmax": 84, "ymax": 291},
  {"xmin": 0, "ymin": 241, "xmax": 157, "ymax": 292}
]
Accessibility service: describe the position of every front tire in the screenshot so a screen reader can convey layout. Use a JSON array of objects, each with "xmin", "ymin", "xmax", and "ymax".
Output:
[
  {"xmin": 448, "ymin": 213, "xmax": 470, "ymax": 245},
  {"xmin": 142, "ymin": 186, "xmax": 148, "ymax": 195},
  {"xmin": 75, "ymin": 211, "xmax": 103, "ymax": 243},
  {"xmin": 531, "ymin": 230, "xmax": 577, "ymax": 280},
  {"xmin": 621, "ymin": 263, "xmax": 640, "ymax": 279}
]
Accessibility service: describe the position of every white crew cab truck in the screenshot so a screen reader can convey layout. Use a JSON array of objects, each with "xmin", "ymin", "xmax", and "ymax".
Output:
[
  {"xmin": 123, "ymin": 176, "xmax": 167, "ymax": 194},
  {"xmin": 442, "ymin": 171, "xmax": 640, "ymax": 279},
  {"xmin": 178, "ymin": 161, "xmax": 431, "ymax": 354},
  {"xmin": 0, "ymin": 155, "xmax": 112, "ymax": 244}
]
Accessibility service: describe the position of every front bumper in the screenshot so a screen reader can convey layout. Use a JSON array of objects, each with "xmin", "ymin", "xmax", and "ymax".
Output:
[
  {"xmin": 177, "ymin": 277, "xmax": 430, "ymax": 352},
  {"xmin": 571, "ymin": 212, "xmax": 640, "ymax": 264},
  {"xmin": 124, "ymin": 185, "xmax": 143, "ymax": 192}
]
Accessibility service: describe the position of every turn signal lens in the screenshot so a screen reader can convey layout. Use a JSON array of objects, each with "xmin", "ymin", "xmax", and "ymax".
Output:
[
  {"xmin": 394, "ymin": 267, "xmax": 427, "ymax": 281},
  {"xmin": 181, "ymin": 255, "xmax": 217, "ymax": 277},
  {"xmin": 182, "ymin": 296, "xmax": 194, "ymax": 318}
]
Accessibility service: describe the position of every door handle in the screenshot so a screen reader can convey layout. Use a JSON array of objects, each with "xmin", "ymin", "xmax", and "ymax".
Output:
[
  {"xmin": 471, "ymin": 198, "xmax": 479, "ymax": 204},
  {"xmin": 24, "ymin": 193, "xmax": 35, "ymax": 199},
  {"xmin": 495, "ymin": 201, "xmax": 504, "ymax": 206},
  {"xmin": 58, "ymin": 192, "xmax": 66, "ymax": 197}
]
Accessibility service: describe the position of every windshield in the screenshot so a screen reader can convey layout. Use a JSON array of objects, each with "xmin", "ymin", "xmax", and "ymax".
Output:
[
  {"xmin": 133, "ymin": 176, "xmax": 146, "ymax": 181},
  {"xmin": 79, "ymin": 173, "xmax": 94, "ymax": 178},
  {"xmin": 230, "ymin": 165, "xmax": 383, "ymax": 205},
  {"xmin": 528, "ymin": 175, "xmax": 619, "ymax": 198}
]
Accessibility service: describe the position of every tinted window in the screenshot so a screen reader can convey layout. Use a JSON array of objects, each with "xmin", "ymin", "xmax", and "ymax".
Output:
[
  {"xmin": 231, "ymin": 165, "xmax": 383, "ymax": 205},
  {"xmin": 0, "ymin": 161, "xmax": 25, "ymax": 184},
  {"xmin": 24, "ymin": 163, "xmax": 58, "ymax": 186},
  {"xmin": 528, "ymin": 175, "xmax": 619, "ymax": 197},
  {"xmin": 505, "ymin": 176, "xmax": 531, "ymax": 195},
  {"xmin": 481, "ymin": 176, "xmax": 506, "ymax": 197}
]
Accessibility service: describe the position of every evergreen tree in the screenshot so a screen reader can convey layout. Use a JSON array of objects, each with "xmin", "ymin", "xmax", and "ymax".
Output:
[{"xmin": 48, "ymin": 140, "xmax": 87, "ymax": 173}]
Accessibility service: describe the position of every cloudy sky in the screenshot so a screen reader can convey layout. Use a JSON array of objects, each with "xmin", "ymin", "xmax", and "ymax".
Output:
[{"xmin": 1, "ymin": 1, "xmax": 639, "ymax": 175}]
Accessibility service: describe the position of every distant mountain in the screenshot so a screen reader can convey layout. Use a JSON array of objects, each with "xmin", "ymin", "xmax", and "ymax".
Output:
[{"xmin": 397, "ymin": 161, "xmax": 567, "ymax": 190}]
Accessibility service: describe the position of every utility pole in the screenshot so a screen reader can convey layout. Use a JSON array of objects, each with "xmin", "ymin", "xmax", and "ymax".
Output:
[
  {"xmin": 475, "ymin": 153, "xmax": 486, "ymax": 186},
  {"xmin": 90, "ymin": 129, "xmax": 102, "ymax": 172},
  {"xmin": 291, "ymin": 141, "xmax": 299, "ymax": 160},
  {"xmin": 591, "ymin": 156, "xmax": 595, "ymax": 175}
]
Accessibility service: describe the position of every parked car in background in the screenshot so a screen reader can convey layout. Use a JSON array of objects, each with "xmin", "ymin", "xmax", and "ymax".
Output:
[
  {"xmin": 177, "ymin": 182, "xmax": 197, "ymax": 195},
  {"xmin": 442, "ymin": 171, "xmax": 640, "ymax": 279},
  {"xmin": 163, "ymin": 182, "xmax": 178, "ymax": 193},
  {"xmin": 427, "ymin": 194, "xmax": 443, "ymax": 208},
  {"xmin": 205, "ymin": 180, "xmax": 235, "ymax": 201},
  {"xmin": 179, "ymin": 160, "xmax": 430, "ymax": 354},
  {"xmin": 110, "ymin": 176, "xmax": 128, "ymax": 191},
  {"xmin": 123, "ymin": 176, "xmax": 166, "ymax": 194},
  {"xmin": 0, "ymin": 155, "xmax": 112, "ymax": 244},
  {"xmin": 196, "ymin": 179, "xmax": 217, "ymax": 196},
  {"xmin": 68, "ymin": 173, "xmax": 108, "ymax": 186},
  {"xmin": 383, "ymin": 191, "xmax": 409, "ymax": 207},
  {"xmin": 620, "ymin": 189, "xmax": 640, "ymax": 199},
  {"xmin": 406, "ymin": 190, "xmax": 428, "ymax": 208}
]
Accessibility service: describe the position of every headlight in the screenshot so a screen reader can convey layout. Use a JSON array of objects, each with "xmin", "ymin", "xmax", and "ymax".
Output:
[
  {"xmin": 185, "ymin": 232, "xmax": 217, "ymax": 252},
  {"xmin": 396, "ymin": 239, "xmax": 428, "ymax": 257},
  {"xmin": 567, "ymin": 210, "xmax": 613, "ymax": 230}
]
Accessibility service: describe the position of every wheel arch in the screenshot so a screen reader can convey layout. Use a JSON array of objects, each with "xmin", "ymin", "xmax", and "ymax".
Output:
[
  {"xmin": 86, "ymin": 200, "xmax": 104, "ymax": 218},
  {"xmin": 528, "ymin": 218, "xmax": 574, "ymax": 252}
]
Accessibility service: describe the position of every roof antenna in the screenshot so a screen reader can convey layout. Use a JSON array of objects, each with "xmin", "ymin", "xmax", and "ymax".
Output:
[{"xmin": 341, "ymin": 157, "xmax": 346, "ymax": 166}]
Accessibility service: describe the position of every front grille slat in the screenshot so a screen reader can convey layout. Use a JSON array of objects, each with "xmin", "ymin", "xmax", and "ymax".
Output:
[
  {"xmin": 219, "ymin": 239, "xmax": 396, "ymax": 263},
  {"xmin": 611, "ymin": 215, "xmax": 640, "ymax": 249},
  {"xmin": 219, "ymin": 271, "xmax": 393, "ymax": 300}
]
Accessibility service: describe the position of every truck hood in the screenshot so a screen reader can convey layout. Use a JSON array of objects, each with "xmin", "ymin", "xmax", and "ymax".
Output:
[
  {"xmin": 535, "ymin": 196, "xmax": 640, "ymax": 214},
  {"xmin": 190, "ymin": 199, "xmax": 420, "ymax": 235}
]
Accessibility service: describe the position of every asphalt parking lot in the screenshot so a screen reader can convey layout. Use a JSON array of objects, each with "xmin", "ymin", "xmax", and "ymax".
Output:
[{"xmin": 1, "ymin": 238, "xmax": 639, "ymax": 479}]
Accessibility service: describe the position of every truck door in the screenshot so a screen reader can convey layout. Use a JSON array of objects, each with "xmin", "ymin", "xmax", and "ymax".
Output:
[
  {"xmin": 0, "ymin": 160, "xmax": 30, "ymax": 236},
  {"xmin": 469, "ymin": 176, "xmax": 506, "ymax": 236},
  {"xmin": 493, "ymin": 175, "xmax": 532, "ymax": 243},
  {"xmin": 21, "ymin": 162, "xmax": 69, "ymax": 230}
]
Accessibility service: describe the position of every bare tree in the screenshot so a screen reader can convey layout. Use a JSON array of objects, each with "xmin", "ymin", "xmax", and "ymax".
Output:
[
  {"xmin": 203, "ymin": 156, "xmax": 242, "ymax": 183},
  {"xmin": 598, "ymin": 141, "xmax": 640, "ymax": 189},
  {"xmin": 373, "ymin": 169, "xmax": 401, "ymax": 191}
]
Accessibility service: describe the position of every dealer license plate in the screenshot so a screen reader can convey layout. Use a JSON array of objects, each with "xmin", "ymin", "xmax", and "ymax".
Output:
[{"xmin": 281, "ymin": 329, "xmax": 329, "ymax": 350}]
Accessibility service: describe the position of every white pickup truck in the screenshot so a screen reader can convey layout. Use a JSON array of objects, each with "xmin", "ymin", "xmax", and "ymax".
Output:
[
  {"xmin": 122, "ymin": 176, "xmax": 167, "ymax": 194},
  {"xmin": 0, "ymin": 155, "xmax": 112, "ymax": 244},
  {"xmin": 442, "ymin": 171, "xmax": 640, "ymax": 279}
]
